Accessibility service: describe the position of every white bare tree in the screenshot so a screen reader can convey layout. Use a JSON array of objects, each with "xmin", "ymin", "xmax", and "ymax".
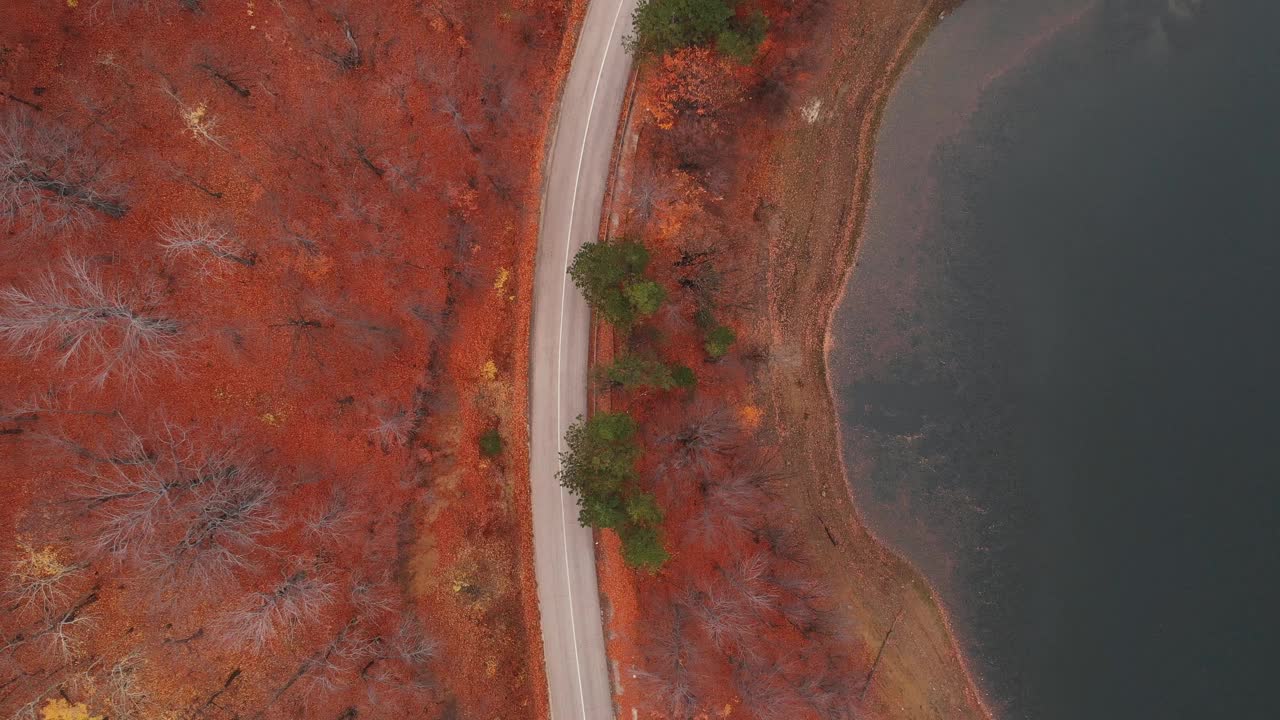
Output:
[
  {"xmin": 366, "ymin": 408, "xmax": 412, "ymax": 452},
  {"xmin": 0, "ymin": 256, "xmax": 180, "ymax": 389},
  {"xmin": 685, "ymin": 583, "xmax": 752, "ymax": 655},
  {"xmin": 141, "ymin": 464, "xmax": 279, "ymax": 589},
  {"xmin": 303, "ymin": 491, "xmax": 353, "ymax": 544},
  {"xmin": 216, "ymin": 570, "xmax": 335, "ymax": 652},
  {"xmin": 633, "ymin": 603, "xmax": 702, "ymax": 720},
  {"xmin": 4, "ymin": 543, "xmax": 87, "ymax": 621},
  {"xmin": 0, "ymin": 108, "xmax": 127, "ymax": 237},
  {"xmin": 74, "ymin": 424, "xmax": 224, "ymax": 562},
  {"xmin": 72, "ymin": 423, "xmax": 279, "ymax": 588},
  {"xmin": 658, "ymin": 407, "xmax": 735, "ymax": 475},
  {"xmin": 101, "ymin": 651, "xmax": 151, "ymax": 720},
  {"xmin": 158, "ymin": 216, "xmax": 255, "ymax": 275},
  {"xmin": 719, "ymin": 553, "xmax": 781, "ymax": 621}
]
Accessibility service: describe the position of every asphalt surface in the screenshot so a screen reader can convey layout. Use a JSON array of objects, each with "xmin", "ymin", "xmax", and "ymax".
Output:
[{"xmin": 529, "ymin": 0, "xmax": 639, "ymax": 718}]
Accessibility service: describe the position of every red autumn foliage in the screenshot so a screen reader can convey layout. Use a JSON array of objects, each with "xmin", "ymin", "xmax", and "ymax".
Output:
[
  {"xmin": 0, "ymin": 0, "xmax": 583, "ymax": 717},
  {"xmin": 599, "ymin": 1, "xmax": 896, "ymax": 718}
]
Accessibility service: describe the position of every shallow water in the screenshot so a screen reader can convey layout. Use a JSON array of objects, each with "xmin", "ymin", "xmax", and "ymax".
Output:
[{"xmin": 830, "ymin": 1, "xmax": 1280, "ymax": 717}]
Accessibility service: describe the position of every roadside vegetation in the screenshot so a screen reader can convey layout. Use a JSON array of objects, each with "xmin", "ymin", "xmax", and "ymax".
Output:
[
  {"xmin": 558, "ymin": 413, "xmax": 668, "ymax": 569},
  {"xmin": 0, "ymin": 1, "xmax": 580, "ymax": 718},
  {"xmin": 561, "ymin": 0, "xmax": 952, "ymax": 718},
  {"xmin": 628, "ymin": 0, "xmax": 769, "ymax": 63}
]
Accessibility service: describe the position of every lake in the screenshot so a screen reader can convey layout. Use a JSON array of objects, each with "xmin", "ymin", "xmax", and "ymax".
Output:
[{"xmin": 829, "ymin": 0, "xmax": 1280, "ymax": 717}]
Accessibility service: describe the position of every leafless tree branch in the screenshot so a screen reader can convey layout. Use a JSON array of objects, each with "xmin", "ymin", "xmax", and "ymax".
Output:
[
  {"xmin": 0, "ymin": 256, "xmax": 180, "ymax": 389},
  {"xmin": 1, "ymin": 108, "xmax": 127, "ymax": 237}
]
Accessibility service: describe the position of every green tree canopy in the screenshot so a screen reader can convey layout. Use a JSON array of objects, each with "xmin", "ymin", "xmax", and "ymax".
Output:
[
  {"xmin": 558, "ymin": 412, "xmax": 669, "ymax": 570},
  {"xmin": 478, "ymin": 428, "xmax": 503, "ymax": 457},
  {"xmin": 568, "ymin": 239, "xmax": 650, "ymax": 305},
  {"xmin": 670, "ymin": 363, "xmax": 697, "ymax": 388},
  {"xmin": 704, "ymin": 323, "xmax": 736, "ymax": 358},
  {"xmin": 630, "ymin": 0, "xmax": 734, "ymax": 55},
  {"xmin": 618, "ymin": 523, "xmax": 670, "ymax": 571},
  {"xmin": 569, "ymin": 239, "xmax": 667, "ymax": 327},
  {"xmin": 716, "ymin": 9, "xmax": 768, "ymax": 63},
  {"xmin": 599, "ymin": 354, "xmax": 675, "ymax": 390},
  {"xmin": 628, "ymin": 0, "xmax": 768, "ymax": 63},
  {"xmin": 623, "ymin": 280, "xmax": 667, "ymax": 318}
]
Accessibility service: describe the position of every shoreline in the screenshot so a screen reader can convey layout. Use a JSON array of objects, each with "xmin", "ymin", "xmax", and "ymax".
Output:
[
  {"xmin": 815, "ymin": 3, "xmax": 1109, "ymax": 716},
  {"xmin": 759, "ymin": 0, "xmax": 998, "ymax": 716},
  {"xmin": 817, "ymin": 3, "xmax": 1002, "ymax": 719}
]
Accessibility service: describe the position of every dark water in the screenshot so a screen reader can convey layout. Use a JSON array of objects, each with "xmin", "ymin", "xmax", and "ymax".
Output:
[{"xmin": 830, "ymin": 1, "xmax": 1280, "ymax": 718}]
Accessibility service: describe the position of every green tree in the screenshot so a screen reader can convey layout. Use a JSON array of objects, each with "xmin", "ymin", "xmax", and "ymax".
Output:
[
  {"xmin": 568, "ymin": 239, "xmax": 649, "ymax": 306},
  {"xmin": 569, "ymin": 239, "xmax": 666, "ymax": 327},
  {"xmin": 629, "ymin": 0, "xmax": 767, "ymax": 63},
  {"xmin": 558, "ymin": 413, "xmax": 668, "ymax": 570},
  {"xmin": 479, "ymin": 428, "xmax": 503, "ymax": 457},
  {"xmin": 671, "ymin": 363, "xmax": 697, "ymax": 388},
  {"xmin": 629, "ymin": 0, "xmax": 733, "ymax": 56},
  {"xmin": 704, "ymin": 323, "xmax": 736, "ymax": 358},
  {"xmin": 716, "ymin": 9, "xmax": 768, "ymax": 63},
  {"xmin": 618, "ymin": 523, "xmax": 670, "ymax": 571},
  {"xmin": 599, "ymin": 354, "xmax": 676, "ymax": 390},
  {"xmin": 624, "ymin": 280, "xmax": 667, "ymax": 318}
]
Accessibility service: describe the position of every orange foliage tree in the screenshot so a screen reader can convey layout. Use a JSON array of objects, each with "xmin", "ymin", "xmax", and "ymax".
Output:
[{"xmin": 645, "ymin": 47, "xmax": 744, "ymax": 131}]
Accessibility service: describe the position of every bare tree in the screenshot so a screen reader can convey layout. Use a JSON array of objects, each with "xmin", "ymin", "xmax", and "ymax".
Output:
[
  {"xmin": 359, "ymin": 615, "xmax": 438, "ymax": 698},
  {"xmin": 658, "ymin": 407, "xmax": 735, "ymax": 475},
  {"xmin": 683, "ymin": 583, "xmax": 751, "ymax": 654},
  {"xmin": 783, "ymin": 653, "xmax": 857, "ymax": 720},
  {"xmin": 0, "ymin": 256, "xmax": 180, "ymax": 388},
  {"xmin": 195, "ymin": 55, "xmax": 252, "ymax": 99},
  {"xmin": 273, "ymin": 618, "xmax": 370, "ymax": 702},
  {"xmin": 730, "ymin": 658, "xmax": 801, "ymax": 720},
  {"xmin": 70, "ymin": 423, "xmax": 279, "ymax": 587},
  {"xmin": 436, "ymin": 96, "xmax": 481, "ymax": 154},
  {"xmin": 381, "ymin": 148, "xmax": 430, "ymax": 194},
  {"xmin": 304, "ymin": 491, "xmax": 353, "ymax": 544},
  {"xmin": 687, "ymin": 460, "xmax": 783, "ymax": 545},
  {"xmin": 318, "ymin": 10, "xmax": 364, "ymax": 71},
  {"xmin": 30, "ymin": 588, "xmax": 100, "ymax": 662},
  {"xmin": 366, "ymin": 408, "xmax": 411, "ymax": 452},
  {"xmin": 216, "ymin": 570, "xmax": 334, "ymax": 652},
  {"xmin": 719, "ymin": 553, "xmax": 780, "ymax": 621},
  {"xmin": 73, "ymin": 424, "xmax": 225, "ymax": 562},
  {"xmin": 0, "ymin": 108, "xmax": 127, "ymax": 237},
  {"xmin": 767, "ymin": 566, "xmax": 826, "ymax": 636},
  {"xmin": 160, "ymin": 86, "xmax": 227, "ymax": 150},
  {"xmin": 142, "ymin": 462, "xmax": 278, "ymax": 589},
  {"xmin": 89, "ymin": 0, "xmax": 188, "ymax": 17},
  {"xmin": 348, "ymin": 574, "xmax": 396, "ymax": 618},
  {"xmin": 100, "ymin": 651, "xmax": 151, "ymax": 720},
  {"xmin": 158, "ymin": 216, "xmax": 256, "ymax": 274},
  {"xmin": 4, "ymin": 543, "xmax": 86, "ymax": 621},
  {"xmin": 386, "ymin": 616, "xmax": 437, "ymax": 666},
  {"xmin": 633, "ymin": 602, "xmax": 702, "ymax": 719}
]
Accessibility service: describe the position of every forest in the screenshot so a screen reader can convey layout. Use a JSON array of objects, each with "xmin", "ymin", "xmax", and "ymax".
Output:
[
  {"xmin": 1, "ymin": 0, "xmax": 987, "ymax": 719},
  {"xmin": 0, "ymin": 1, "xmax": 581, "ymax": 717}
]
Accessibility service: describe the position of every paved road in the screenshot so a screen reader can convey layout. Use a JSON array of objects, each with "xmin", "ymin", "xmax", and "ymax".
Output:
[{"xmin": 529, "ymin": 0, "xmax": 639, "ymax": 718}]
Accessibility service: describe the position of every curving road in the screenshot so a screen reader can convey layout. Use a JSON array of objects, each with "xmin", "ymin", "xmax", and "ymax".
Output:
[{"xmin": 529, "ymin": 0, "xmax": 639, "ymax": 718}]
